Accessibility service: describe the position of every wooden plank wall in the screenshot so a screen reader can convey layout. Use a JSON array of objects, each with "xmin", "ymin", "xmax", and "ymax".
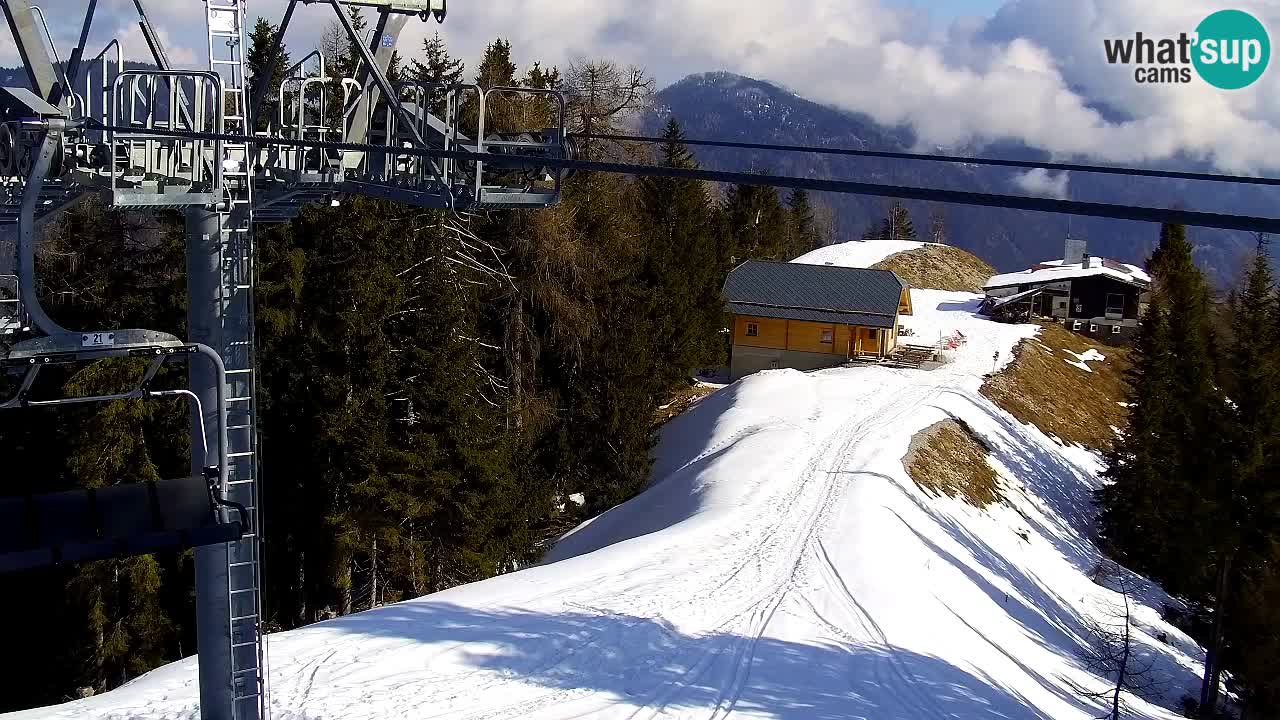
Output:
[
  {"xmin": 787, "ymin": 320, "xmax": 837, "ymax": 353},
  {"xmin": 733, "ymin": 315, "xmax": 787, "ymax": 349},
  {"xmin": 733, "ymin": 315, "xmax": 895, "ymax": 357}
]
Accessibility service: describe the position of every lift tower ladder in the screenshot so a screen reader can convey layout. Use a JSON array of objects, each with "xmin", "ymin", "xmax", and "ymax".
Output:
[{"xmin": 205, "ymin": 1, "xmax": 267, "ymax": 718}]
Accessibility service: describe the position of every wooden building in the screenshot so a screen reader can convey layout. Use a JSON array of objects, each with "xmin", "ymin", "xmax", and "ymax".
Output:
[
  {"xmin": 981, "ymin": 242, "xmax": 1150, "ymax": 344},
  {"xmin": 723, "ymin": 260, "xmax": 912, "ymax": 380}
]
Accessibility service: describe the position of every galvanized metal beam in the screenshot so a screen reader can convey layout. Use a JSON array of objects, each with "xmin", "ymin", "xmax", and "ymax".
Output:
[
  {"xmin": 1, "ymin": 0, "xmax": 60, "ymax": 101},
  {"xmin": 342, "ymin": 8, "xmax": 408, "ymax": 145},
  {"xmin": 53, "ymin": 0, "xmax": 100, "ymax": 108}
]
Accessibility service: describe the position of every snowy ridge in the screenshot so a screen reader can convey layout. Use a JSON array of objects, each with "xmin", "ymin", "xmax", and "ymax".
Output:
[
  {"xmin": 10, "ymin": 280, "xmax": 1205, "ymax": 717},
  {"xmin": 791, "ymin": 240, "xmax": 932, "ymax": 269}
]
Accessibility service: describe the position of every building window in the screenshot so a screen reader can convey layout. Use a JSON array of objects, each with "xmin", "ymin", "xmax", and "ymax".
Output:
[
  {"xmin": 1090, "ymin": 323, "xmax": 1099, "ymax": 333},
  {"xmin": 1106, "ymin": 293, "xmax": 1125, "ymax": 317},
  {"xmin": 1072, "ymin": 320, "xmax": 1082, "ymax": 331},
  {"xmin": 1111, "ymin": 324, "xmax": 1122, "ymax": 335},
  {"xmin": 746, "ymin": 322, "xmax": 759, "ymax": 337},
  {"xmin": 820, "ymin": 329, "xmax": 833, "ymax": 344}
]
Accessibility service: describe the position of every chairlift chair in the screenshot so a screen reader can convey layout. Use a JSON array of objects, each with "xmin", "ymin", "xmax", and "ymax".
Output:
[{"xmin": 0, "ymin": 332, "xmax": 246, "ymax": 574}]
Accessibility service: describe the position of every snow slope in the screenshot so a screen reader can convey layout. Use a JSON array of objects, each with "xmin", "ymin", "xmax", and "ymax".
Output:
[
  {"xmin": 10, "ymin": 303, "xmax": 1205, "ymax": 719},
  {"xmin": 791, "ymin": 239, "xmax": 932, "ymax": 269}
]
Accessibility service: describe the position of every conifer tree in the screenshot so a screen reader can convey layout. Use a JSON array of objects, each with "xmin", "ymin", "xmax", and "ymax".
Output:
[
  {"xmin": 386, "ymin": 50, "xmax": 404, "ymax": 87},
  {"xmin": 246, "ymin": 17, "xmax": 291, "ymax": 131},
  {"xmin": 723, "ymin": 183, "xmax": 786, "ymax": 261},
  {"xmin": 1099, "ymin": 297, "xmax": 1178, "ymax": 571},
  {"xmin": 785, "ymin": 189, "xmax": 820, "ymax": 259},
  {"xmin": 1099, "ymin": 223, "xmax": 1235, "ymax": 716},
  {"xmin": 1100, "ymin": 224, "xmax": 1224, "ymax": 596},
  {"xmin": 880, "ymin": 201, "xmax": 917, "ymax": 242},
  {"xmin": 475, "ymin": 38, "xmax": 517, "ymax": 89},
  {"xmin": 1206, "ymin": 236, "xmax": 1280, "ymax": 713},
  {"xmin": 1227, "ymin": 547, "xmax": 1280, "ymax": 717},
  {"xmin": 410, "ymin": 32, "xmax": 465, "ymax": 115},
  {"xmin": 638, "ymin": 118, "xmax": 724, "ymax": 383}
]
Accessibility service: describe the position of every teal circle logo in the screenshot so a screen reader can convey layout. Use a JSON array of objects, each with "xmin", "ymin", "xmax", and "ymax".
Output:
[{"xmin": 1193, "ymin": 10, "xmax": 1270, "ymax": 89}]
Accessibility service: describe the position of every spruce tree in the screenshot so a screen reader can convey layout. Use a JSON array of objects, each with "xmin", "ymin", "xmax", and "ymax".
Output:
[
  {"xmin": 1099, "ymin": 223, "xmax": 1236, "ymax": 716},
  {"xmin": 246, "ymin": 17, "xmax": 291, "ymax": 132},
  {"xmin": 410, "ymin": 32, "xmax": 465, "ymax": 116},
  {"xmin": 475, "ymin": 38, "xmax": 517, "ymax": 89},
  {"xmin": 785, "ymin": 189, "xmax": 820, "ymax": 260},
  {"xmin": 1099, "ymin": 298, "xmax": 1178, "ymax": 572},
  {"xmin": 723, "ymin": 183, "xmax": 786, "ymax": 261},
  {"xmin": 880, "ymin": 201, "xmax": 917, "ymax": 242},
  {"xmin": 1209, "ymin": 236, "xmax": 1280, "ymax": 712},
  {"xmin": 1100, "ymin": 224, "xmax": 1224, "ymax": 596},
  {"xmin": 638, "ymin": 118, "xmax": 724, "ymax": 383}
]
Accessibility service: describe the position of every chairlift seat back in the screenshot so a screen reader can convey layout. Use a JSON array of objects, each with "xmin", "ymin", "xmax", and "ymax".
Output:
[{"xmin": 0, "ymin": 476, "xmax": 243, "ymax": 573}]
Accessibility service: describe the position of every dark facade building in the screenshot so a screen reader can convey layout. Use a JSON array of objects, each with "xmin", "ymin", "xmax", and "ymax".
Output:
[{"xmin": 981, "ymin": 241, "xmax": 1150, "ymax": 344}]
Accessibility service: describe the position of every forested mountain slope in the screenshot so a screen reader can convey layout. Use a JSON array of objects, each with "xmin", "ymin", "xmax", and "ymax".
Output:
[{"xmin": 650, "ymin": 72, "xmax": 1267, "ymax": 285}]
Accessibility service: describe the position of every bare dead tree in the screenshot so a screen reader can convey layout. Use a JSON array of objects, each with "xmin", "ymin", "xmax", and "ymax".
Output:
[
  {"xmin": 930, "ymin": 207, "xmax": 947, "ymax": 245},
  {"xmin": 562, "ymin": 59, "xmax": 655, "ymax": 160},
  {"xmin": 1069, "ymin": 561, "xmax": 1163, "ymax": 719}
]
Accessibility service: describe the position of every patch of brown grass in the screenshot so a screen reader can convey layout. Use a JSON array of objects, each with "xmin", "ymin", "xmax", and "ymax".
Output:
[
  {"xmin": 654, "ymin": 383, "xmax": 720, "ymax": 427},
  {"xmin": 981, "ymin": 321, "xmax": 1131, "ymax": 452},
  {"xmin": 904, "ymin": 419, "xmax": 1003, "ymax": 507},
  {"xmin": 872, "ymin": 244, "xmax": 996, "ymax": 293}
]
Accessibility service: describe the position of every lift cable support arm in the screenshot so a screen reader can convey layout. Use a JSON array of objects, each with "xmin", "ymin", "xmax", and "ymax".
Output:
[
  {"xmin": 49, "ymin": 0, "xmax": 99, "ymax": 108},
  {"xmin": 133, "ymin": 0, "xmax": 172, "ymax": 69},
  {"xmin": 328, "ymin": 0, "xmax": 450, "ymax": 193}
]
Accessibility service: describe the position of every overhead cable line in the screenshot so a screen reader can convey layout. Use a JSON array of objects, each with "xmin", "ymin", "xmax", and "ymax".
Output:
[
  {"xmin": 82, "ymin": 120, "xmax": 1280, "ymax": 235},
  {"xmin": 573, "ymin": 132, "xmax": 1280, "ymax": 187}
]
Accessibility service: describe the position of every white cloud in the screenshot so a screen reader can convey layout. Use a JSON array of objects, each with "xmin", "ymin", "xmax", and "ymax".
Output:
[
  {"xmin": 5, "ymin": 0, "xmax": 1280, "ymax": 174},
  {"xmin": 1013, "ymin": 169, "xmax": 1071, "ymax": 199}
]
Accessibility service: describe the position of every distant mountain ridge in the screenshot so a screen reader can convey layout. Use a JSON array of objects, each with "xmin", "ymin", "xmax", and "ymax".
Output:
[
  {"xmin": 648, "ymin": 72, "xmax": 1267, "ymax": 284},
  {"xmin": 2, "ymin": 65, "xmax": 1265, "ymax": 283}
]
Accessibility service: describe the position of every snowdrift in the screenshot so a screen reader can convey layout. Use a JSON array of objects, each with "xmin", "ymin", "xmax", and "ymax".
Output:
[
  {"xmin": 10, "ymin": 270, "xmax": 1206, "ymax": 720},
  {"xmin": 791, "ymin": 239, "xmax": 931, "ymax": 269}
]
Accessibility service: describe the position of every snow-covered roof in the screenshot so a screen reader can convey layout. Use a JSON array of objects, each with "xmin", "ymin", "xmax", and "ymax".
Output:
[{"xmin": 985, "ymin": 258, "xmax": 1150, "ymax": 291}]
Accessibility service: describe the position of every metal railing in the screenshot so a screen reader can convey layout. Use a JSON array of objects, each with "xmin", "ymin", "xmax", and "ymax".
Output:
[{"xmin": 109, "ymin": 70, "xmax": 224, "ymax": 197}]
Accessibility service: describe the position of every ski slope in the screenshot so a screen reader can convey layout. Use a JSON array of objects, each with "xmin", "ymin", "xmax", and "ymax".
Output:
[{"xmin": 11, "ymin": 252, "xmax": 1205, "ymax": 720}]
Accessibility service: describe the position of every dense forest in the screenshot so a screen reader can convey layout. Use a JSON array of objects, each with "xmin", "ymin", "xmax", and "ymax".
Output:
[
  {"xmin": 0, "ymin": 27, "xmax": 829, "ymax": 710},
  {"xmin": 1100, "ymin": 225, "xmax": 1280, "ymax": 718}
]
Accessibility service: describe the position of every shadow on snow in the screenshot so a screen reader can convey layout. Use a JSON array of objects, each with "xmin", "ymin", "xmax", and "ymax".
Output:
[{"xmin": 313, "ymin": 600, "xmax": 1062, "ymax": 720}]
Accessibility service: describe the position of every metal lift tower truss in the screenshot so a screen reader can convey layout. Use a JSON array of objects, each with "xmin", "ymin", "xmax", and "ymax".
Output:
[{"xmin": 0, "ymin": 1, "xmax": 570, "ymax": 719}]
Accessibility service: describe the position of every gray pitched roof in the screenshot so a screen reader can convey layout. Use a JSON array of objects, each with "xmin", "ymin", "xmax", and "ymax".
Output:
[{"xmin": 723, "ymin": 260, "xmax": 906, "ymax": 328}]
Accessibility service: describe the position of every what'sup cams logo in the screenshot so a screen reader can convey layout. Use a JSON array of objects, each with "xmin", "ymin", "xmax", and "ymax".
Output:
[{"xmin": 1104, "ymin": 9, "xmax": 1270, "ymax": 89}]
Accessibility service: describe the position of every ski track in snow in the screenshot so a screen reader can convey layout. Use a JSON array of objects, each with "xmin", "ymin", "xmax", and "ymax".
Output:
[{"xmin": 8, "ymin": 278, "xmax": 1206, "ymax": 720}]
